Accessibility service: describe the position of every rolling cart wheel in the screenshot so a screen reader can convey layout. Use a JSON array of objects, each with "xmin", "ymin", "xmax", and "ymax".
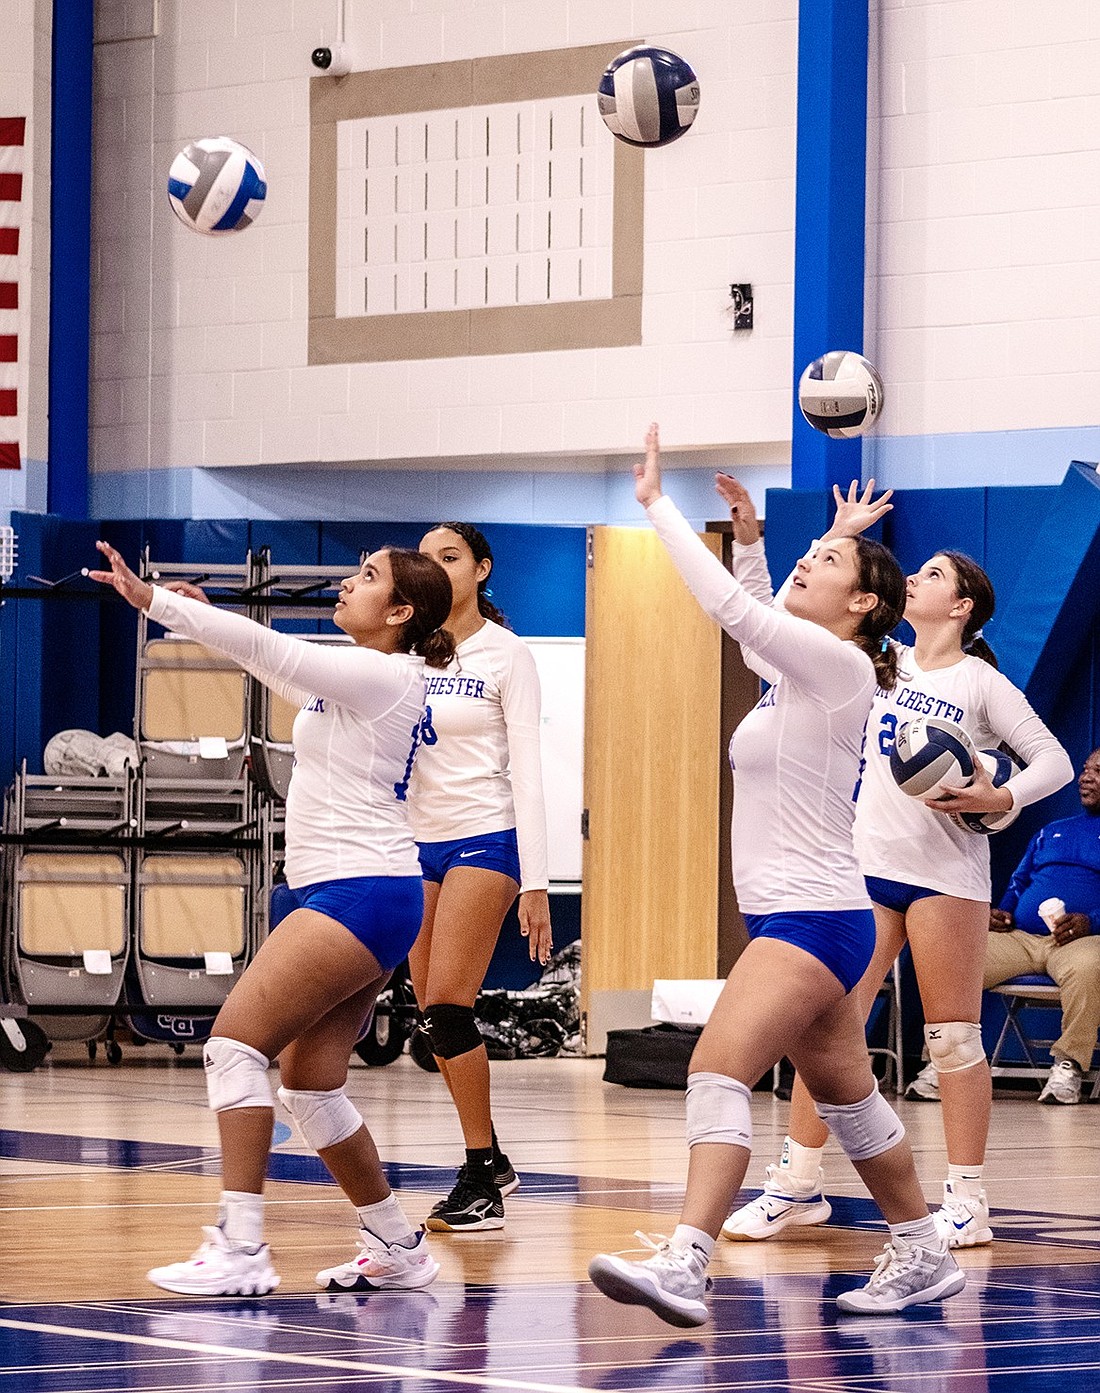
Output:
[
  {"xmin": 87, "ymin": 1041, "xmax": 98, "ymax": 1062},
  {"xmin": 105, "ymin": 1040, "xmax": 123, "ymax": 1066},
  {"xmin": 0, "ymin": 1018, "xmax": 50, "ymax": 1073},
  {"xmin": 353, "ymin": 1006, "xmax": 411, "ymax": 1067},
  {"xmin": 171, "ymin": 1042, "xmax": 185, "ymax": 1056}
]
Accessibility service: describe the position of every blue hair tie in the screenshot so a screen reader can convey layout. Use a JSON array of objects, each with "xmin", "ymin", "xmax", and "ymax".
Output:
[{"xmin": 880, "ymin": 636, "xmax": 890, "ymax": 653}]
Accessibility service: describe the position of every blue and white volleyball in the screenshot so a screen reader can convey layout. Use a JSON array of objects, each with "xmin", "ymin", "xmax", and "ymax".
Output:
[
  {"xmin": 890, "ymin": 716, "xmax": 978, "ymax": 802},
  {"xmin": 167, "ymin": 137, "xmax": 267, "ymax": 236},
  {"xmin": 949, "ymin": 748, "xmax": 1023, "ymax": 835},
  {"xmin": 597, "ymin": 46, "xmax": 700, "ymax": 148},
  {"xmin": 798, "ymin": 351, "xmax": 884, "ymax": 439}
]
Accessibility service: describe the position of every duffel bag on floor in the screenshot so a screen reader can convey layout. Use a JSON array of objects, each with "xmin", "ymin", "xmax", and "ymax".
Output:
[{"xmin": 602, "ymin": 1023, "xmax": 702, "ymax": 1089}]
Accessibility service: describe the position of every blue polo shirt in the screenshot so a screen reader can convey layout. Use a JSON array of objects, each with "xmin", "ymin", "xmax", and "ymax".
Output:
[{"xmin": 999, "ymin": 812, "xmax": 1100, "ymax": 936}]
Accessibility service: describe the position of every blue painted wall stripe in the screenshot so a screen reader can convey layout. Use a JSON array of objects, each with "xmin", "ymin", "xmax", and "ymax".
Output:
[
  {"xmin": 791, "ymin": 0, "xmax": 869, "ymax": 491},
  {"xmin": 47, "ymin": 0, "xmax": 93, "ymax": 520}
]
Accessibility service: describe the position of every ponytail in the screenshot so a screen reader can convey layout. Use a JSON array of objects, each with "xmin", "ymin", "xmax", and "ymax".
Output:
[
  {"xmin": 940, "ymin": 551, "xmax": 999, "ymax": 669},
  {"xmin": 851, "ymin": 537, "xmax": 906, "ymax": 692},
  {"xmin": 418, "ymin": 626, "xmax": 457, "ymax": 669}
]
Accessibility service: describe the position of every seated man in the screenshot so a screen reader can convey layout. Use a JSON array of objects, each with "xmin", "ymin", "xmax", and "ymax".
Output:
[{"xmin": 986, "ymin": 748, "xmax": 1100, "ymax": 1104}]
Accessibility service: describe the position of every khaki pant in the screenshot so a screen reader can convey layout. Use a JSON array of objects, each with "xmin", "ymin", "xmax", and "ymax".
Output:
[{"xmin": 984, "ymin": 929, "xmax": 1100, "ymax": 1072}]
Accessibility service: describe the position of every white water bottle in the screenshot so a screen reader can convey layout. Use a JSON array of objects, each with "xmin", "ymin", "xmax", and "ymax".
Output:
[{"xmin": 1038, "ymin": 897, "xmax": 1065, "ymax": 933}]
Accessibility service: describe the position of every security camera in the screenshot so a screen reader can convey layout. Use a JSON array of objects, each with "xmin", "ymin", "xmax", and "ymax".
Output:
[{"xmin": 311, "ymin": 44, "xmax": 352, "ymax": 76}]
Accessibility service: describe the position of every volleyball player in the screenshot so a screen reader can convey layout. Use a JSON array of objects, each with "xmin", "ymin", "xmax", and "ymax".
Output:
[
  {"xmin": 720, "ymin": 479, "xmax": 1072, "ymax": 1249},
  {"xmin": 90, "ymin": 540, "xmax": 454, "ymax": 1296},
  {"xmin": 407, "ymin": 522, "xmax": 552, "ymax": 1231},
  {"xmin": 588, "ymin": 427, "xmax": 964, "ymax": 1326}
]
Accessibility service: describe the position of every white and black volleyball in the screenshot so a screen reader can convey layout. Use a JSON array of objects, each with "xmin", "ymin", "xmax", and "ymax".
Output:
[
  {"xmin": 798, "ymin": 351, "xmax": 884, "ymax": 439},
  {"xmin": 167, "ymin": 137, "xmax": 267, "ymax": 236},
  {"xmin": 597, "ymin": 46, "xmax": 700, "ymax": 148},
  {"xmin": 949, "ymin": 748, "xmax": 1022, "ymax": 835},
  {"xmin": 890, "ymin": 716, "xmax": 978, "ymax": 802}
]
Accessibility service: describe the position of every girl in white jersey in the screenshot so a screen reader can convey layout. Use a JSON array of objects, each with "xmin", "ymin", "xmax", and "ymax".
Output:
[
  {"xmin": 721, "ymin": 480, "xmax": 1072, "ymax": 1251},
  {"xmin": 90, "ymin": 540, "xmax": 455, "ymax": 1298},
  {"xmin": 407, "ymin": 522, "xmax": 552, "ymax": 1232},
  {"xmin": 589, "ymin": 427, "xmax": 964, "ymax": 1327}
]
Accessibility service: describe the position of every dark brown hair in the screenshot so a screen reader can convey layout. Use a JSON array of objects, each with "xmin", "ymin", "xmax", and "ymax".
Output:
[
  {"xmin": 851, "ymin": 537, "xmax": 907, "ymax": 691},
  {"xmin": 938, "ymin": 551, "xmax": 998, "ymax": 668},
  {"xmin": 428, "ymin": 521, "xmax": 509, "ymax": 627},
  {"xmin": 385, "ymin": 549, "xmax": 455, "ymax": 669}
]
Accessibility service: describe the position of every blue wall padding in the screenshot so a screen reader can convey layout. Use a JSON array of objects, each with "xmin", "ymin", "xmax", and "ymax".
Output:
[{"xmin": 986, "ymin": 462, "xmax": 1100, "ymax": 714}]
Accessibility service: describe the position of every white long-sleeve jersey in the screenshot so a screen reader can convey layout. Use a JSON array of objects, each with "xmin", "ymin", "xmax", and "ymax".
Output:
[
  {"xmin": 146, "ymin": 587, "xmax": 426, "ymax": 886},
  {"xmin": 649, "ymin": 496, "xmax": 874, "ymax": 914},
  {"xmin": 730, "ymin": 537, "xmax": 1074, "ymax": 901},
  {"xmin": 406, "ymin": 620, "xmax": 549, "ymax": 893}
]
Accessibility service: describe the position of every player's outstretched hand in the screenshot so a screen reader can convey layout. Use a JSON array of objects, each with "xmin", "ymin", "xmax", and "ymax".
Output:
[
  {"xmin": 715, "ymin": 473, "xmax": 761, "ymax": 545},
  {"xmin": 825, "ymin": 479, "xmax": 894, "ymax": 540},
  {"xmin": 634, "ymin": 422, "xmax": 664, "ymax": 508},
  {"xmin": 87, "ymin": 541, "xmax": 155, "ymax": 612}
]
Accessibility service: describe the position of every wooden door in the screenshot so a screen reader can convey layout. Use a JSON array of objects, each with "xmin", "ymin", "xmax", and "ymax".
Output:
[{"xmin": 581, "ymin": 524, "xmax": 724, "ymax": 1051}]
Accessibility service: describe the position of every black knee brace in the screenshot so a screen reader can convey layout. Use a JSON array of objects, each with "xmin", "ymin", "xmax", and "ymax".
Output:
[{"xmin": 422, "ymin": 1002, "xmax": 482, "ymax": 1060}]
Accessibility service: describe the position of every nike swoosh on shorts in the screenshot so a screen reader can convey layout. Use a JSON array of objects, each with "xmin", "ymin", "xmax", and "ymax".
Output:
[{"xmin": 459, "ymin": 849, "xmax": 485, "ymax": 858}]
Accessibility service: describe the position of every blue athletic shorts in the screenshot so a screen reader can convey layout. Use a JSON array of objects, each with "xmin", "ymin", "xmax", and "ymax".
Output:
[
  {"xmin": 743, "ymin": 908, "xmax": 877, "ymax": 994},
  {"xmin": 417, "ymin": 828, "xmax": 521, "ymax": 885},
  {"xmin": 865, "ymin": 875, "xmax": 941, "ymax": 915},
  {"xmin": 270, "ymin": 875, "xmax": 423, "ymax": 973}
]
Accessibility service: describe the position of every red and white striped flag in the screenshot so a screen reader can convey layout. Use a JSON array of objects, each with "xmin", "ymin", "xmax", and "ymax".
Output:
[{"xmin": 0, "ymin": 117, "xmax": 25, "ymax": 471}]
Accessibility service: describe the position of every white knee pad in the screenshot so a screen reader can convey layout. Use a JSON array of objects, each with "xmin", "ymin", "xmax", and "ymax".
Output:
[
  {"xmin": 277, "ymin": 1086, "xmax": 363, "ymax": 1153},
  {"xmin": 924, "ymin": 1021, "xmax": 984, "ymax": 1073},
  {"xmin": 815, "ymin": 1086, "xmax": 904, "ymax": 1162},
  {"xmin": 685, "ymin": 1072, "xmax": 752, "ymax": 1149},
  {"xmin": 203, "ymin": 1036, "xmax": 273, "ymax": 1113}
]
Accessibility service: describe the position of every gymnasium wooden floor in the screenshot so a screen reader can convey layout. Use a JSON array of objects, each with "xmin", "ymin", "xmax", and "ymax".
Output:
[{"xmin": 2, "ymin": 1046, "xmax": 1098, "ymax": 1392}]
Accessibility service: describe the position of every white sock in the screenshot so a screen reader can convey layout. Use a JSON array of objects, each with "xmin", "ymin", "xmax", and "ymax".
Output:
[
  {"xmin": 947, "ymin": 1163, "xmax": 983, "ymax": 1197},
  {"xmin": 219, "ymin": 1190, "xmax": 264, "ymax": 1248},
  {"xmin": 671, "ymin": 1224, "xmax": 714, "ymax": 1265},
  {"xmin": 889, "ymin": 1214, "xmax": 941, "ymax": 1249},
  {"xmin": 779, "ymin": 1136, "xmax": 824, "ymax": 1186},
  {"xmin": 356, "ymin": 1193, "xmax": 417, "ymax": 1247}
]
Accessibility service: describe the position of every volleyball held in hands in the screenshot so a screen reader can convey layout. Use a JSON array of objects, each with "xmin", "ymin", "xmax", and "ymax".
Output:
[
  {"xmin": 949, "ymin": 748, "xmax": 1023, "ymax": 835},
  {"xmin": 597, "ymin": 46, "xmax": 700, "ymax": 148},
  {"xmin": 167, "ymin": 137, "xmax": 267, "ymax": 235},
  {"xmin": 889, "ymin": 715, "xmax": 977, "ymax": 802},
  {"xmin": 798, "ymin": 351, "xmax": 884, "ymax": 438}
]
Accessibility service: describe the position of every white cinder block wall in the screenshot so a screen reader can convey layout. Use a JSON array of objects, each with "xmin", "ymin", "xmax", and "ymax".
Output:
[
  {"xmin": 89, "ymin": 0, "xmax": 800, "ymax": 494},
  {"xmin": 868, "ymin": 0, "xmax": 1100, "ymax": 481},
  {"xmin": 87, "ymin": 0, "xmax": 1100, "ymax": 511}
]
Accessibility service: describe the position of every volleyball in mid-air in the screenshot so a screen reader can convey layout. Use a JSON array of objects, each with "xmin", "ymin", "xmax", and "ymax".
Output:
[
  {"xmin": 597, "ymin": 46, "xmax": 700, "ymax": 148},
  {"xmin": 798, "ymin": 351, "xmax": 884, "ymax": 438},
  {"xmin": 949, "ymin": 748, "xmax": 1022, "ymax": 835},
  {"xmin": 890, "ymin": 716, "xmax": 977, "ymax": 802},
  {"xmin": 167, "ymin": 137, "xmax": 267, "ymax": 236}
]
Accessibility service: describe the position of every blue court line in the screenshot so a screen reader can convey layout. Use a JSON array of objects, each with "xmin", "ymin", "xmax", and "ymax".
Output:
[{"xmin": 3, "ymin": 1127, "xmax": 1099, "ymax": 1255}]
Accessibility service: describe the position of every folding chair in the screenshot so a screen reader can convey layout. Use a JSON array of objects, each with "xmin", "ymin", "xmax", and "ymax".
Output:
[
  {"xmin": 135, "ymin": 553, "xmax": 253, "ymax": 781},
  {"xmin": 131, "ymin": 772, "xmax": 258, "ymax": 1010},
  {"xmin": 988, "ymin": 974, "xmax": 1100, "ymax": 1100},
  {"xmin": 3, "ymin": 768, "xmax": 133, "ymax": 1022}
]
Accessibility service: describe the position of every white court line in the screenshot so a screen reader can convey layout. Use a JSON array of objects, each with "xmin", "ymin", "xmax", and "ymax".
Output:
[{"xmin": 0, "ymin": 1318, "xmax": 588, "ymax": 1393}]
